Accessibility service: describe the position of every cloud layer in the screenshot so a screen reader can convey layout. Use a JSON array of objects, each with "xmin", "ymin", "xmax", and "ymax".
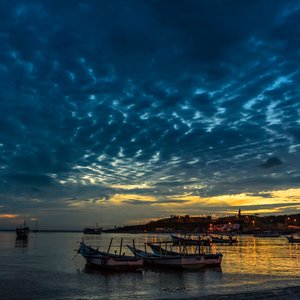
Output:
[{"xmin": 1, "ymin": 0, "xmax": 300, "ymax": 228}]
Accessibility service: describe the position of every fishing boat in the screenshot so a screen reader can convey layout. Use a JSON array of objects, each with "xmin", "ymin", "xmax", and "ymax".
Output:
[
  {"xmin": 78, "ymin": 239, "xmax": 143, "ymax": 270},
  {"xmin": 16, "ymin": 223, "xmax": 29, "ymax": 239},
  {"xmin": 286, "ymin": 235, "xmax": 300, "ymax": 243},
  {"xmin": 148, "ymin": 242, "xmax": 220, "ymax": 260},
  {"xmin": 83, "ymin": 224, "xmax": 102, "ymax": 235},
  {"xmin": 253, "ymin": 231, "xmax": 281, "ymax": 237},
  {"xmin": 170, "ymin": 234, "xmax": 211, "ymax": 246},
  {"xmin": 210, "ymin": 234, "xmax": 238, "ymax": 244},
  {"xmin": 127, "ymin": 243, "xmax": 222, "ymax": 270}
]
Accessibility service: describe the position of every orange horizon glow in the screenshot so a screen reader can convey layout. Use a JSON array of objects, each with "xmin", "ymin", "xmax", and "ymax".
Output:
[{"xmin": 0, "ymin": 214, "xmax": 19, "ymax": 219}]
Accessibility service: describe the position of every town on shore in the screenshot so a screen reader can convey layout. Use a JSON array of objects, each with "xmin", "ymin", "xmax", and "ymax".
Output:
[{"xmin": 104, "ymin": 210, "xmax": 300, "ymax": 234}]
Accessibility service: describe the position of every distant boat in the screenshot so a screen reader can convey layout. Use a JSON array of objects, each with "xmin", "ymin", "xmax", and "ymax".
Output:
[
  {"xmin": 170, "ymin": 234, "xmax": 211, "ymax": 246},
  {"xmin": 83, "ymin": 225, "xmax": 102, "ymax": 235},
  {"xmin": 170, "ymin": 234, "xmax": 237, "ymax": 245},
  {"xmin": 253, "ymin": 231, "xmax": 281, "ymax": 237},
  {"xmin": 127, "ymin": 244, "xmax": 223, "ymax": 270},
  {"xmin": 16, "ymin": 223, "xmax": 29, "ymax": 239},
  {"xmin": 286, "ymin": 235, "xmax": 300, "ymax": 243},
  {"xmin": 210, "ymin": 234, "xmax": 238, "ymax": 244},
  {"xmin": 78, "ymin": 239, "xmax": 143, "ymax": 270}
]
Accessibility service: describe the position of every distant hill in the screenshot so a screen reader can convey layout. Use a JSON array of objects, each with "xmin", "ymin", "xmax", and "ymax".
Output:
[{"xmin": 104, "ymin": 213, "xmax": 300, "ymax": 234}]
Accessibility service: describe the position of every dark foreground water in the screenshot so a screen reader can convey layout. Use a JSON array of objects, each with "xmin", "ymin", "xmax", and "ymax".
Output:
[{"xmin": 0, "ymin": 232, "xmax": 299, "ymax": 299}]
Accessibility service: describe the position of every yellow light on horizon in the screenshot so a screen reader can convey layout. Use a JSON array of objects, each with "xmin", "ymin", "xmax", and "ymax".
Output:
[
  {"xmin": 173, "ymin": 188, "xmax": 300, "ymax": 210},
  {"xmin": 110, "ymin": 193, "xmax": 156, "ymax": 204},
  {"xmin": 110, "ymin": 183, "xmax": 151, "ymax": 190},
  {"xmin": 67, "ymin": 187, "xmax": 300, "ymax": 216}
]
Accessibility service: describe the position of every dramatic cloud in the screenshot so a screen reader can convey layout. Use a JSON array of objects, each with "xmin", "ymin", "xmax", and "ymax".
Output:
[
  {"xmin": 259, "ymin": 157, "xmax": 283, "ymax": 169},
  {"xmin": 1, "ymin": 0, "xmax": 300, "ymax": 228}
]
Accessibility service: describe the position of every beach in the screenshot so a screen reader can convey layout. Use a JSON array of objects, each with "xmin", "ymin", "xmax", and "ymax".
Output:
[{"xmin": 188, "ymin": 286, "xmax": 300, "ymax": 300}]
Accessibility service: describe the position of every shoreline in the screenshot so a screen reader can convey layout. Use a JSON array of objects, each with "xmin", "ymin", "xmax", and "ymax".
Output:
[{"xmin": 184, "ymin": 286, "xmax": 300, "ymax": 300}]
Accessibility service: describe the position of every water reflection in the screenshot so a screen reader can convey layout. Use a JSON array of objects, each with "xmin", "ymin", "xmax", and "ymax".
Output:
[
  {"xmin": 143, "ymin": 265, "xmax": 222, "ymax": 275},
  {"xmin": 80, "ymin": 233, "xmax": 300, "ymax": 278},
  {"xmin": 82, "ymin": 235, "xmax": 102, "ymax": 242},
  {"xmin": 289, "ymin": 244, "xmax": 300, "ymax": 267},
  {"xmin": 216, "ymin": 235, "xmax": 300, "ymax": 277},
  {"xmin": 0, "ymin": 232, "xmax": 299, "ymax": 299},
  {"xmin": 15, "ymin": 237, "xmax": 28, "ymax": 248},
  {"xmin": 84, "ymin": 264, "xmax": 143, "ymax": 275},
  {"xmin": 142, "ymin": 266, "xmax": 223, "ymax": 298}
]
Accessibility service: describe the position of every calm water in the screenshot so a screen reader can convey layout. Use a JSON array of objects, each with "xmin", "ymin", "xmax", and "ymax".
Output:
[{"xmin": 0, "ymin": 232, "xmax": 299, "ymax": 299}]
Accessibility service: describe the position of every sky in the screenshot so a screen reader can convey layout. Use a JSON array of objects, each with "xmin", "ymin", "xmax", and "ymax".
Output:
[{"xmin": 1, "ymin": 0, "xmax": 300, "ymax": 229}]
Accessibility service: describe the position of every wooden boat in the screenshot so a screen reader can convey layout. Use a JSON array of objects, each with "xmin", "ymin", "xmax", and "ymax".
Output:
[
  {"xmin": 253, "ymin": 231, "xmax": 280, "ymax": 237},
  {"xmin": 78, "ymin": 240, "xmax": 143, "ymax": 270},
  {"xmin": 147, "ymin": 241, "xmax": 212, "ymax": 256},
  {"xmin": 286, "ymin": 235, "xmax": 300, "ymax": 243},
  {"xmin": 170, "ymin": 234, "xmax": 211, "ymax": 246},
  {"xmin": 127, "ymin": 244, "xmax": 222, "ymax": 270},
  {"xmin": 83, "ymin": 225, "xmax": 102, "ymax": 235},
  {"xmin": 210, "ymin": 234, "xmax": 238, "ymax": 244},
  {"xmin": 16, "ymin": 224, "xmax": 29, "ymax": 239}
]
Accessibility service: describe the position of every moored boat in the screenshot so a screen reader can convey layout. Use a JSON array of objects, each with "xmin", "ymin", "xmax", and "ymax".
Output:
[
  {"xmin": 170, "ymin": 234, "xmax": 211, "ymax": 246},
  {"xmin": 16, "ymin": 223, "xmax": 29, "ymax": 239},
  {"xmin": 78, "ymin": 240, "xmax": 143, "ymax": 270},
  {"xmin": 127, "ymin": 244, "xmax": 222, "ymax": 270},
  {"xmin": 210, "ymin": 234, "xmax": 238, "ymax": 244},
  {"xmin": 286, "ymin": 235, "xmax": 300, "ymax": 243},
  {"xmin": 83, "ymin": 225, "xmax": 102, "ymax": 235}
]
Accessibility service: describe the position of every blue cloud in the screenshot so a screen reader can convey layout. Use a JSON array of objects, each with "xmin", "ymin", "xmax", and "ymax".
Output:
[{"xmin": 1, "ymin": 0, "xmax": 300, "ymax": 227}]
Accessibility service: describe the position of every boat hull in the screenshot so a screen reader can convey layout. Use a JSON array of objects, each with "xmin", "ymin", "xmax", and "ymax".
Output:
[
  {"xmin": 143, "ymin": 255, "xmax": 222, "ymax": 269},
  {"xmin": 127, "ymin": 245, "xmax": 222, "ymax": 269},
  {"xmin": 85, "ymin": 256, "xmax": 143, "ymax": 270}
]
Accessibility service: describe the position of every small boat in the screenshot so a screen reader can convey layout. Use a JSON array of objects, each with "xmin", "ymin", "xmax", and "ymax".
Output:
[
  {"xmin": 83, "ymin": 225, "xmax": 102, "ymax": 235},
  {"xmin": 16, "ymin": 224, "xmax": 29, "ymax": 239},
  {"xmin": 147, "ymin": 242, "xmax": 217, "ymax": 256},
  {"xmin": 210, "ymin": 234, "xmax": 238, "ymax": 244},
  {"xmin": 286, "ymin": 235, "xmax": 300, "ymax": 243},
  {"xmin": 170, "ymin": 234, "xmax": 211, "ymax": 246},
  {"xmin": 127, "ymin": 244, "xmax": 222, "ymax": 270},
  {"xmin": 78, "ymin": 239, "xmax": 143, "ymax": 270},
  {"xmin": 253, "ymin": 231, "xmax": 281, "ymax": 237}
]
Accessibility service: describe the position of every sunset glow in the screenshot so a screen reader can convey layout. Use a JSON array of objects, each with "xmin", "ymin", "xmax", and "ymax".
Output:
[{"xmin": 1, "ymin": 0, "xmax": 300, "ymax": 229}]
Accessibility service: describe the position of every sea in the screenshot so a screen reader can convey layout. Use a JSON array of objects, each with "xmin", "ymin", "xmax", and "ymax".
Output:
[{"xmin": 0, "ymin": 231, "xmax": 299, "ymax": 299}]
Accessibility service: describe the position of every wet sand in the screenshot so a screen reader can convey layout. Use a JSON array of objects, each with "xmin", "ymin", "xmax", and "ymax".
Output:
[{"xmin": 186, "ymin": 286, "xmax": 300, "ymax": 300}]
